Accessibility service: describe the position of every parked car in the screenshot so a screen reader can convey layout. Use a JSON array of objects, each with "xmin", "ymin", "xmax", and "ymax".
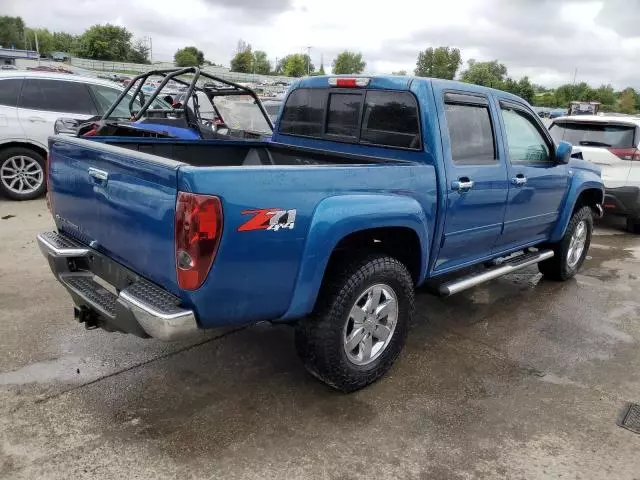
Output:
[
  {"xmin": 38, "ymin": 75, "xmax": 603, "ymax": 392},
  {"xmin": 549, "ymin": 115, "xmax": 640, "ymax": 232},
  {"xmin": 0, "ymin": 70, "xmax": 140, "ymax": 200}
]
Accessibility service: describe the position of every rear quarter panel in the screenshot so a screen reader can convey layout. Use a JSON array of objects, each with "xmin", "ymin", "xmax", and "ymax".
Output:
[{"xmin": 177, "ymin": 163, "xmax": 437, "ymax": 327}]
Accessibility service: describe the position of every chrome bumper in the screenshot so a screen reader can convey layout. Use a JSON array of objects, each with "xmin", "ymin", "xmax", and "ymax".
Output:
[{"xmin": 37, "ymin": 231, "xmax": 199, "ymax": 341}]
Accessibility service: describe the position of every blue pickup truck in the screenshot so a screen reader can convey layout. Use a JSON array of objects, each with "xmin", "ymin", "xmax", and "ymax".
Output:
[{"xmin": 38, "ymin": 75, "xmax": 604, "ymax": 392}]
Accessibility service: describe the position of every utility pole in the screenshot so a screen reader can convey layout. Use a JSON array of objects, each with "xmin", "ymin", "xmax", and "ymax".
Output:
[
  {"xmin": 34, "ymin": 30, "xmax": 40, "ymax": 65},
  {"xmin": 306, "ymin": 46, "xmax": 312, "ymax": 75},
  {"xmin": 149, "ymin": 36, "xmax": 153, "ymax": 63},
  {"xmin": 572, "ymin": 67, "xmax": 578, "ymax": 86}
]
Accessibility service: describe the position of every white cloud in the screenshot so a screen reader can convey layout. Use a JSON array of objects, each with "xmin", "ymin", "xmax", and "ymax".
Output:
[{"xmin": 4, "ymin": 0, "xmax": 640, "ymax": 88}]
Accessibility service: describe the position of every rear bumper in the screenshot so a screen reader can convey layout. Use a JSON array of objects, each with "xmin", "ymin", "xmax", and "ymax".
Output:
[
  {"xmin": 37, "ymin": 231, "xmax": 199, "ymax": 341},
  {"xmin": 604, "ymin": 187, "xmax": 640, "ymax": 218}
]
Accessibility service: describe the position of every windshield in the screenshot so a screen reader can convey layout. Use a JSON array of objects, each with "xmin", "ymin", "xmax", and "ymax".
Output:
[
  {"xmin": 213, "ymin": 95, "xmax": 272, "ymax": 134},
  {"xmin": 549, "ymin": 121, "xmax": 636, "ymax": 148}
]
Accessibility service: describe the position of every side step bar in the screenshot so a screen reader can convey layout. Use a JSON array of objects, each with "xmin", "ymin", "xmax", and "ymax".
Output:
[{"xmin": 439, "ymin": 249, "xmax": 554, "ymax": 296}]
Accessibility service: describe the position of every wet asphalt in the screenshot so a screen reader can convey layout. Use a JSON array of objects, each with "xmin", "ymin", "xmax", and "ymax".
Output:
[{"xmin": 0, "ymin": 199, "xmax": 639, "ymax": 480}]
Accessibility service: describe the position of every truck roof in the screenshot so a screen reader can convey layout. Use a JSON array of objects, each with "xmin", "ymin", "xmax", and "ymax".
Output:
[{"xmin": 291, "ymin": 75, "xmax": 528, "ymax": 105}]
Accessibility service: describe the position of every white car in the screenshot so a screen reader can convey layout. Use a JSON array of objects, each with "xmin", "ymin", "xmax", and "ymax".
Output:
[
  {"xmin": 549, "ymin": 115, "xmax": 640, "ymax": 232},
  {"xmin": 0, "ymin": 71, "xmax": 129, "ymax": 200}
]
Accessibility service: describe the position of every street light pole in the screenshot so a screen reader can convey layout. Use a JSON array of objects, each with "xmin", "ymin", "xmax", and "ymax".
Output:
[{"xmin": 306, "ymin": 46, "xmax": 312, "ymax": 75}]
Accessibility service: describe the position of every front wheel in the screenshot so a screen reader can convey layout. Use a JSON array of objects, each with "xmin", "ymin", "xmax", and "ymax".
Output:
[
  {"xmin": 538, "ymin": 206, "xmax": 593, "ymax": 281},
  {"xmin": 295, "ymin": 254, "xmax": 415, "ymax": 392}
]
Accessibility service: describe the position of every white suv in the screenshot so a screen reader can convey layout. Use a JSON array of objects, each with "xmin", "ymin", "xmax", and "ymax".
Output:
[
  {"xmin": 549, "ymin": 115, "xmax": 640, "ymax": 232},
  {"xmin": 0, "ymin": 71, "xmax": 128, "ymax": 200}
]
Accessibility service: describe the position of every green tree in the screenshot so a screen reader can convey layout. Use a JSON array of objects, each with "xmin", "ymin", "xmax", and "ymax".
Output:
[
  {"xmin": 516, "ymin": 76, "xmax": 535, "ymax": 104},
  {"xmin": 75, "ymin": 24, "xmax": 132, "ymax": 61},
  {"xmin": 414, "ymin": 46, "xmax": 461, "ymax": 79},
  {"xmin": 277, "ymin": 54, "xmax": 314, "ymax": 77},
  {"xmin": 318, "ymin": 63, "xmax": 326, "ymax": 75},
  {"xmin": 0, "ymin": 16, "xmax": 25, "ymax": 49},
  {"xmin": 618, "ymin": 88, "xmax": 637, "ymax": 114},
  {"xmin": 332, "ymin": 51, "xmax": 365, "ymax": 74},
  {"xmin": 230, "ymin": 49, "xmax": 252, "ymax": 73},
  {"xmin": 593, "ymin": 84, "xmax": 616, "ymax": 109},
  {"xmin": 252, "ymin": 50, "xmax": 271, "ymax": 74},
  {"xmin": 26, "ymin": 28, "xmax": 54, "ymax": 55},
  {"xmin": 460, "ymin": 59, "xmax": 507, "ymax": 87},
  {"xmin": 52, "ymin": 32, "xmax": 76, "ymax": 53},
  {"xmin": 128, "ymin": 39, "xmax": 150, "ymax": 64},
  {"xmin": 392, "ymin": 70, "xmax": 408, "ymax": 76},
  {"xmin": 174, "ymin": 46, "xmax": 204, "ymax": 66}
]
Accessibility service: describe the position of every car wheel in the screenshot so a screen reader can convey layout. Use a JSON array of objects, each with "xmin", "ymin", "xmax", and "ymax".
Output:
[
  {"xmin": 0, "ymin": 147, "xmax": 46, "ymax": 201},
  {"xmin": 538, "ymin": 206, "xmax": 593, "ymax": 281},
  {"xmin": 295, "ymin": 254, "xmax": 414, "ymax": 392},
  {"xmin": 626, "ymin": 217, "xmax": 640, "ymax": 234}
]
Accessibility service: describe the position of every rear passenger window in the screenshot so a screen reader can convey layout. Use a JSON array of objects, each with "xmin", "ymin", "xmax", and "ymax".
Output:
[
  {"xmin": 326, "ymin": 93, "xmax": 362, "ymax": 137},
  {"xmin": 361, "ymin": 91, "xmax": 420, "ymax": 149},
  {"xmin": 0, "ymin": 78, "xmax": 23, "ymax": 107},
  {"xmin": 19, "ymin": 79, "xmax": 97, "ymax": 115},
  {"xmin": 444, "ymin": 102, "xmax": 495, "ymax": 164},
  {"xmin": 279, "ymin": 88, "xmax": 326, "ymax": 136}
]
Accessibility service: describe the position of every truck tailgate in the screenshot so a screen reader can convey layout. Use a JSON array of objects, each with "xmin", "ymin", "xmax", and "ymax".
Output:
[{"xmin": 48, "ymin": 137, "xmax": 183, "ymax": 293}]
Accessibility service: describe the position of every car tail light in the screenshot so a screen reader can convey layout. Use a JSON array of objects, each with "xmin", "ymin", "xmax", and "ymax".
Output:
[
  {"xmin": 328, "ymin": 77, "xmax": 370, "ymax": 88},
  {"xmin": 608, "ymin": 148, "xmax": 640, "ymax": 160},
  {"xmin": 175, "ymin": 192, "xmax": 223, "ymax": 290}
]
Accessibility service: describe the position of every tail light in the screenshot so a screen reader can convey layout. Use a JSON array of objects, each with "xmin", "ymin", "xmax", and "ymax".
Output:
[
  {"xmin": 608, "ymin": 148, "xmax": 640, "ymax": 160},
  {"xmin": 174, "ymin": 192, "xmax": 223, "ymax": 290},
  {"xmin": 328, "ymin": 77, "xmax": 370, "ymax": 88}
]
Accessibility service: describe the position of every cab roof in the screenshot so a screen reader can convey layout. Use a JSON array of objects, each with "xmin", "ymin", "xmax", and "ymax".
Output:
[{"xmin": 291, "ymin": 75, "xmax": 528, "ymax": 104}]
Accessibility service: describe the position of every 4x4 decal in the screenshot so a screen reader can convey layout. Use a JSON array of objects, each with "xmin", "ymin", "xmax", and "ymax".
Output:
[{"xmin": 238, "ymin": 208, "xmax": 296, "ymax": 232}]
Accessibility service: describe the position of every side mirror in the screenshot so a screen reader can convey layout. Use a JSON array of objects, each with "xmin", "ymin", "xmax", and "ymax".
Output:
[
  {"xmin": 54, "ymin": 118, "xmax": 80, "ymax": 136},
  {"xmin": 555, "ymin": 140, "xmax": 572, "ymax": 164}
]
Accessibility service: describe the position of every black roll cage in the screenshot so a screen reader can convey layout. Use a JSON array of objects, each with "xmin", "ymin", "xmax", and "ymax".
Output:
[{"xmin": 101, "ymin": 67, "xmax": 274, "ymax": 131}]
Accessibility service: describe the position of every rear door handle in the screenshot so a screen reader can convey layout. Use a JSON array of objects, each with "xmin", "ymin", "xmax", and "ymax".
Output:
[
  {"xmin": 511, "ymin": 175, "xmax": 527, "ymax": 186},
  {"xmin": 451, "ymin": 178, "xmax": 474, "ymax": 192},
  {"xmin": 88, "ymin": 167, "xmax": 108, "ymax": 183},
  {"xmin": 27, "ymin": 116, "xmax": 46, "ymax": 123}
]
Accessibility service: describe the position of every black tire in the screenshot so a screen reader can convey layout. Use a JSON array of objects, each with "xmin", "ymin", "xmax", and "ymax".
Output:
[
  {"xmin": 538, "ymin": 206, "xmax": 593, "ymax": 281},
  {"xmin": 626, "ymin": 217, "xmax": 640, "ymax": 234},
  {"xmin": 0, "ymin": 147, "xmax": 46, "ymax": 201},
  {"xmin": 295, "ymin": 254, "xmax": 415, "ymax": 392}
]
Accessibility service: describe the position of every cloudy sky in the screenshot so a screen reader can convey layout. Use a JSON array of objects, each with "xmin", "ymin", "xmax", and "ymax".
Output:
[{"xmin": 4, "ymin": 0, "xmax": 640, "ymax": 88}]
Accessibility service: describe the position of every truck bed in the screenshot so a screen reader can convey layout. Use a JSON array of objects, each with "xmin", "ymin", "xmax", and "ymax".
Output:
[{"xmin": 48, "ymin": 136, "xmax": 437, "ymax": 329}]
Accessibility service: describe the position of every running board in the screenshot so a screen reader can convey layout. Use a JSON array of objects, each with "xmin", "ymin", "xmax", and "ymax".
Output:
[{"xmin": 439, "ymin": 250, "xmax": 554, "ymax": 296}]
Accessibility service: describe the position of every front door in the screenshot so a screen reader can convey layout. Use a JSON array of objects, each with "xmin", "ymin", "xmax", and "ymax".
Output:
[
  {"xmin": 494, "ymin": 100, "xmax": 569, "ymax": 251},
  {"xmin": 434, "ymin": 91, "xmax": 509, "ymax": 272}
]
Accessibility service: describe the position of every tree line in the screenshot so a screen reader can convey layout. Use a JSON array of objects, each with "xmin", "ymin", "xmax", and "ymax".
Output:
[
  {"xmin": 229, "ymin": 40, "xmax": 366, "ymax": 77},
  {"xmin": 0, "ymin": 16, "xmax": 151, "ymax": 64}
]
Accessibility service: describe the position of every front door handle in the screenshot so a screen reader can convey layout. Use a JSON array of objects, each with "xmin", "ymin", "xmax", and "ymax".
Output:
[
  {"xmin": 452, "ymin": 178, "xmax": 474, "ymax": 192},
  {"xmin": 511, "ymin": 174, "xmax": 527, "ymax": 186},
  {"xmin": 27, "ymin": 116, "xmax": 46, "ymax": 123},
  {"xmin": 88, "ymin": 167, "xmax": 108, "ymax": 184}
]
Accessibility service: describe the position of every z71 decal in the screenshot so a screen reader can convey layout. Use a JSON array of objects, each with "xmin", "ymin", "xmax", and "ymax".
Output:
[{"xmin": 238, "ymin": 208, "xmax": 297, "ymax": 232}]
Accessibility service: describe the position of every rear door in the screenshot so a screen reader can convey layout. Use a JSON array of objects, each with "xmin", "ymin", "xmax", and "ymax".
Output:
[
  {"xmin": 495, "ymin": 100, "xmax": 568, "ymax": 249},
  {"xmin": 0, "ymin": 77, "xmax": 25, "ymax": 141},
  {"xmin": 549, "ymin": 119, "xmax": 637, "ymax": 188},
  {"xmin": 49, "ymin": 137, "xmax": 182, "ymax": 292},
  {"xmin": 17, "ymin": 78, "xmax": 97, "ymax": 148},
  {"xmin": 434, "ymin": 91, "xmax": 509, "ymax": 272}
]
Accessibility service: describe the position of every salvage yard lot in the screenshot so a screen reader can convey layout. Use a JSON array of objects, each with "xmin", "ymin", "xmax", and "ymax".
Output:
[{"xmin": 1, "ymin": 198, "xmax": 639, "ymax": 480}]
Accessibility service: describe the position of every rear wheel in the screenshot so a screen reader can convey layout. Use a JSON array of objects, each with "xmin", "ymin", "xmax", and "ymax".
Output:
[
  {"xmin": 0, "ymin": 147, "xmax": 46, "ymax": 200},
  {"xmin": 295, "ymin": 254, "xmax": 414, "ymax": 392},
  {"xmin": 538, "ymin": 206, "xmax": 593, "ymax": 281},
  {"xmin": 627, "ymin": 217, "xmax": 640, "ymax": 234}
]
